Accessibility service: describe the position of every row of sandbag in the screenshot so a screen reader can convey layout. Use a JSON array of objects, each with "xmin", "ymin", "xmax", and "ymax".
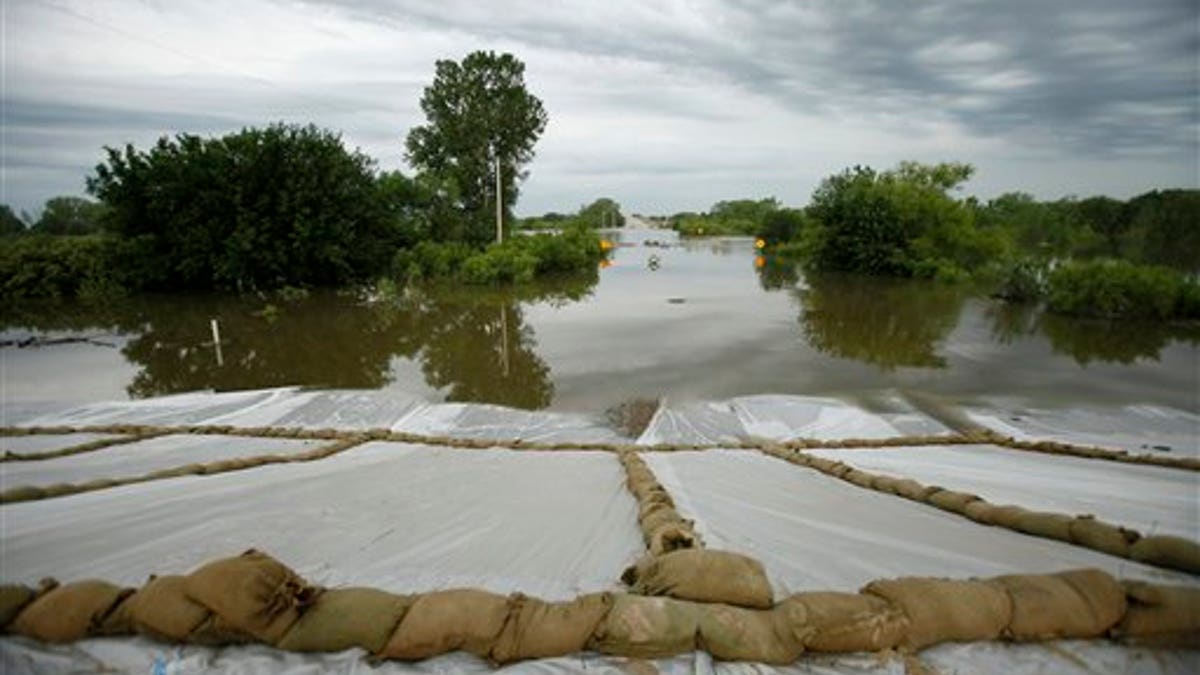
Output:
[
  {"xmin": 0, "ymin": 437, "xmax": 368, "ymax": 504},
  {"xmin": 762, "ymin": 445, "xmax": 1200, "ymax": 575},
  {"xmin": 618, "ymin": 451, "xmax": 703, "ymax": 556},
  {"xmin": 2, "ymin": 550, "xmax": 1197, "ymax": 664}
]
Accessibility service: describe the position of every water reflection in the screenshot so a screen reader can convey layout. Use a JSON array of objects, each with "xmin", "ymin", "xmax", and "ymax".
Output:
[
  {"xmin": 3, "ymin": 273, "xmax": 598, "ymax": 409},
  {"xmin": 986, "ymin": 302, "xmax": 1200, "ymax": 367},
  {"xmin": 754, "ymin": 255, "xmax": 801, "ymax": 291},
  {"xmin": 794, "ymin": 274, "xmax": 966, "ymax": 370}
]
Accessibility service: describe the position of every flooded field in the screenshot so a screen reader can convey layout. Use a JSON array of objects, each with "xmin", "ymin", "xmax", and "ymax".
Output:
[{"xmin": 2, "ymin": 228, "xmax": 1197, "ymax": 413}]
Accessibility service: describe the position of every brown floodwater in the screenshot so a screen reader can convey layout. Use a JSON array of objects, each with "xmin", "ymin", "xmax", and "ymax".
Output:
[{"xmin": 2, "ymin": 228, "xmax": 1197, "ymax": 413}]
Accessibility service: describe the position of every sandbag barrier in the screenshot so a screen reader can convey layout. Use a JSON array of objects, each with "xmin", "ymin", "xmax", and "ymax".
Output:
[
  {"xmin": 1, "ymin": 429, "xmax": 174, "ymax": 461},
  {"xmin": 760, "ymin": 444, "xmax": 1200, "ymax": 576},
  {"xmin": 1, "ymin": 550, "xmax": 1197, "ymax": 664},
  {"xmin": 0, "ymin": 436, "xmax": 369, "ymax": 505},
  {"xmin": 6, "ymin": 421, "xmax": 1197, "ymax": 471},
  {"xmin": 616, "ymin": 451, "xmax": 777, "ymax": 609}
]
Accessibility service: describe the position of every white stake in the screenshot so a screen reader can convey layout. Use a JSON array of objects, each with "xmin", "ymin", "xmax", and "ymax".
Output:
[
  {"xmin": 210, "ymin": 318, "xmax": 224, "ymax": 367},
  {"xmin": 495, "ymin": 153, "xmax": 503, "ymax": 244}
]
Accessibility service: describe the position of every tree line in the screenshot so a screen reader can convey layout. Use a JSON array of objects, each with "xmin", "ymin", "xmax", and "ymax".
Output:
[{"xmin": 2, "ymin": 50, "xmax": 611, "ymax": 302}]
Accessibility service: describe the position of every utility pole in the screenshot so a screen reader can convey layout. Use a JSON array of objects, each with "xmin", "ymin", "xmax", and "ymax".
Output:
[{"xmin": 495, "ymin": 151, "xmax": 503, "ymax": 244}]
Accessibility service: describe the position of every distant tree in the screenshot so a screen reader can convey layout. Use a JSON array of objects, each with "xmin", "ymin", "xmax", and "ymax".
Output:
[
  {"xmin": 1075, "ymin": 195, "xmax": 1129, "ymax": 258},
  {"xmin": 406, "ymin": 51, "xmax": 548, "ymax": 245},
  {"xmin": 0, "ymin": 205, "xmax": 27, "ymax": 236},
  {"xmin": 32, "ymin": 196, "xmax": 107, "ymax": 235},
  {"xmin": 758, "ymin": 207, "xmax": 806, "ymax": 244},
  {"xmin": 88, "ymin": 123, "xmax": 395, "ymax": 291},
  {"xmin": 710, "ymin": 198, "xmax": 780, "ymax": 229},
  {"xmin": 1125, "ymin": 189, "xmax": 1200, "ymax": 271},
  {"xmin": 577, "ymin": 198, "xmax": 625, "ymax": 228}
]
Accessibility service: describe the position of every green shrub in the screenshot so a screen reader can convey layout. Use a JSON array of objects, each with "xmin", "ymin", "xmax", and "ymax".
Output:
[
  {"xmin": 1046, "ymin": 259, "xmax": 1191, "ymax": 320},
  {"xmin": 460, "ymin": 246, "xmax": 538, "ymax": 284},
  {"xmin": 0, "ymin": 235, "xmax": 131, "ymax": 301}
]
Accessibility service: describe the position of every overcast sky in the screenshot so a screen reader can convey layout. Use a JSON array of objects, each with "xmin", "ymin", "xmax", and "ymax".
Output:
[{"xmin": 2, "ymin": 0, "xmax": 1197, "ymax": 217}]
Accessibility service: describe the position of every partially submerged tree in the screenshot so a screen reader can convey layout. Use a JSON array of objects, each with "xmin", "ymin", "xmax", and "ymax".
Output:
[
  {"xmin": 32, "ymin": 196, "xmax": 107, "ymax": 235},
  {"xmin": 406, "ymin": 51, "xmax": 548, "ymax": 245}
]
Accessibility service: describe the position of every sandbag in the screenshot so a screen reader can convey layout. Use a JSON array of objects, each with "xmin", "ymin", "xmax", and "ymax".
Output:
[
  {"xmin": 696, "ymin": 602, "xmax": 801, "ymax": 664},
  {"xmin": 184, "ymin": 549, "xmax": 319, "ymax": 644},
  {"xmin": 775, "ymin": 592, "xmax": 906, "ymax": 653},
  {"xmin": 648, "ymin": 524, "xmax": 698, "ymax": 556},
  {"xmin": 628, "ymin": 549, "xmax": 774, "ymax": 609},
  {"xmin": 640, "ymin": 504, "xmax": 684, "ymax": 534},
  {"xmin": 1068, "ymin": 516, "xmax": 1136, "ymax": 558},
  {"xmin": 0, "ymin": 585, "xmax": 36, "ymax": 630},
  {"xmin": 1013, "ymin": 512, "xmax": 1074, "ymax": 541},
  {"xmin": 278, "ymin": 587, "xmax": 414, "ymax": 653},
  {"xmin": 864, "ymin": 577, "xmax": 1011, "ymax": 650},
  {"xmin": 186, "ymin": 613, "xmax": 253, "ymax": 646},
  {"xmin": 991, "ymin": 569, "xmax": 1124, "ymax": 640},
  {"xmin": 126, "ymin": 575, "xmax": 211, "ymax": 642},
  {"xmin": 11, "ymin": 580, "xmax": 132, "ymax": 643},
  {"xmin": 381, "ymin": 589, "xmax": 509, "ymax": 660},
  {"xmin": 1130, "ymin": 536, "xmax": 1200, "ymax": 575},
  {"xmin": 491, "ymin": 593, "xmax": 613, "ymax": 663},
  {"xmin": 591, "ymin": 594, "xmax": 701, "ymax": 659},
  {"xmin": 1114, "ymin": 581, "xmax": 1200, "ymax": 647},
  {"xmin": 926, "ymin": 489, "xmax": 980, "ymax": 514},
  {"xmin": 964, "ymin": 502, "xmax": 1029, "ymax": 529}
]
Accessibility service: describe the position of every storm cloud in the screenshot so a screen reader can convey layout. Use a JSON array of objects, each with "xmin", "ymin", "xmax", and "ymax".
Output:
[{"xmin": 2, "ymin": 0, "xmax": 1196, "ymax": 216}]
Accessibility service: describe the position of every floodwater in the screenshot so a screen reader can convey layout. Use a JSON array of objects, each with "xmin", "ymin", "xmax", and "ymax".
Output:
[{"xmin": 2, "ymin": 228, "xmax": 1197, "ymax": 414}]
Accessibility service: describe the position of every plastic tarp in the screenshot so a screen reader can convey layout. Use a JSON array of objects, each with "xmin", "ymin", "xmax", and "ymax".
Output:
[
  {"xmin": 637, "ymin": 395, "xmax": 947, "ymax": 445},
  {"xmin": 809, "ymin": 445, "xmax": 1200, "ymax": 540},
  {"xmin": 392, "ymin": 402, "xmax": 624, "ymax": 443},
  {"xmin": 0, "ymin": 432, "xmax": 124, "ymax": 455},
  {"xmin": 965, "ymin": 400, "xmax": 1200, "ymax": 459},
  {"xmin": 1, "ymin": 434, "xmax": 325, "ymax": 490},
  {"xmin": 640, "ymin": 450, "xmax": 1199, "ymax": 597},
  {"xmin": 0, "ymin": 442, "xmax": 644, "ymax": 599}
]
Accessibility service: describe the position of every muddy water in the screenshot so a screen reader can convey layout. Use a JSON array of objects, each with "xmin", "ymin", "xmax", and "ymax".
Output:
[{"xmin": 2, "ymin": 228, "xmax": 1197, "ymax": 412}]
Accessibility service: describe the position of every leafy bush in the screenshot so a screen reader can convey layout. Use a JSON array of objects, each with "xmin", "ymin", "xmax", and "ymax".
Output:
[
  {"xmin": 758, "ymin": 208, "xmax": 806, "ymax": 244},
  {"xmin": 0, "ymin": 235, "xmax": 129, "ymax": 301},
  {"xmin": 391, "ymin": 226, "xmax": 605, "ymax": 285},
  {"xmin": 1045, "ymin": 260, "xmax": 1194, "ymax": 320}
]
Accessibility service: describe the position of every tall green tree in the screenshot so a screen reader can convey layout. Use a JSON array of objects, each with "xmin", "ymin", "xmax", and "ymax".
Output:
[
  {"xmin": 406, "ymin": 51, "xmax": 548, "ymax": 245},
  {"xmin": 577, "ymin": 197, "xmax": 624, "ymax": 228}
]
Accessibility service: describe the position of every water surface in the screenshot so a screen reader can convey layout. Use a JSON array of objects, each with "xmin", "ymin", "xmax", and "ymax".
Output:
[{"xmin": 3, "ymin": 228, "xmax": 1197, "ymax": 413}]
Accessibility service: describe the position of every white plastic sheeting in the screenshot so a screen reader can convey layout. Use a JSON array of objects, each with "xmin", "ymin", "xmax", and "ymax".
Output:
[
  {"xmin": 637, "ymin": 395, "xmax": 948, "ymax": 445},
  {"xmin": 0, "ymin": 442, "xmax": 644, "ymax": 600},
  {"xmin": 393, "ymin": 402, "xmax": 624, "ymax": 443},
  {"xmin": 809, "ymin": 445, "xmax": 1200, "ymax": 540},
  {"xmin": 1, "ymin": 434, "xmax": 325, "ymax": 490},
  {"xmin": 965, "ymin": 400, "xmax": 1200, "ymax": 459},
  {"xmin": 641, "ymin": 450, "xmax": 1197, "ymax": 598}
]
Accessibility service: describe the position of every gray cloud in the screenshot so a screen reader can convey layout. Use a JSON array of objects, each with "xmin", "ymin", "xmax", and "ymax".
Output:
[{"xmin": 2, "ymin": 0, "xmax": 1196, "ymax": 216}]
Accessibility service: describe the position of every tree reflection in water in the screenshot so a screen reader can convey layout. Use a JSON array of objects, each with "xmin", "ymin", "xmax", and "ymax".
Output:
[
  {"xmin": 793, "ymin": 273, "xmax": 966, "ymax": 370},
  {"xmin": 3, "ymin": 272, "xmax": 598, "ymax": 410}
]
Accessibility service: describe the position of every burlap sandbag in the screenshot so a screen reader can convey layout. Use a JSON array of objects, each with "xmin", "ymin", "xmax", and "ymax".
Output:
[
  {"xmin": 125, "ymin": 575, "xmax": 212, "ymax": 642},
  {"xmin": 775, "ymin": 592, "xmax": 907, "ymax": 653},
  {"xmin": 591, "ymin": 594, "xmax": 701, "ymax": 659},
  {"xmin": 491, "ymin": 593, "xmax": 613, "ymax": 663},
  {"xmin": 184, "ymin": 549, "xmax": 319, "ymax": 644},
  {"xmin": 1130, "ymin": 536, "xmax": 1200, "ymax": 575},
  {"xmin": 640, "ymin": 504, "xmax": 684, "ymax": 534},
  {"xmin": 695, "ymin": 602, "xmax": 801, "ymax": 664},
  {"xmin": 926, "ymin": 489, "xmax": 980, "ymax": 514},
  {"xmin": 991, "ymin": 569, "xmax": 1124, "ymax": 640},
  {"xmin": 187, "ymin": 613, "xmax": 254, "ymax": 646},
  {"xmin": 11, "ymin": 580, "xmax": 133, "ymax": 642},
  {"xmin": 278, "ymin": 587, "xmax": 414, "ymax": 653},
  {"xmin": 1068, "ymin": 516, "xmax": 1136, "ymax": 558},
  {"xmin": 864, "ymin": 577, "xmax": 1012, "ymax": 650},
  {"xmin": 964, "ymin": 502, "xmax": 1029, "ymax": 529},
  {"xmin": 381, "ymin": 589, "xmax": 509, "ymax": 660},
  {"xmin": 628, "ymin": 549, "xmax": 774, "ymax": 609},
  {"xmin": 1113, "ymin": 581, "xmax": 1200, "ymax": 647},
  {"xmin": 843, "ymin": 469, "xmax": 875, "ymax": 489},
  {"xmin": 648, "ymin": 524, "xmax": 698, "ymax": 556},
  {"xmin": 875, "ymin": 477, "xmax": 927, "ymax": 501},
  {"xmin": 0, "ymin": 585, "xmax": 36, "ymax": 631},
  {"xmin": 1013, "ymin": 512, "xmax": 1074, "ymax": 541}
]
